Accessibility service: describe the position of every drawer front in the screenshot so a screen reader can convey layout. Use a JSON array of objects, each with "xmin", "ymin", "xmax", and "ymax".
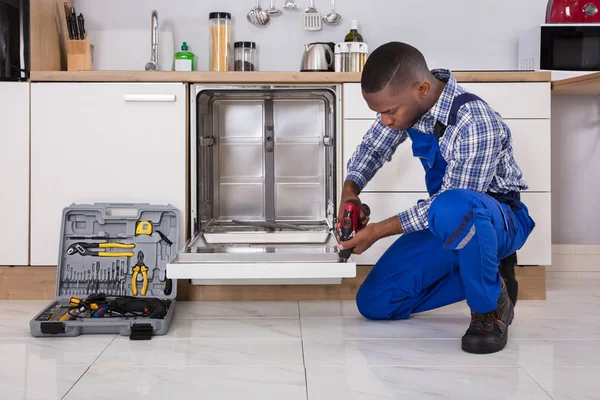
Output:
[
  {"xmin": 343, "ymin": 119, "xmax": 427, "ymax": 192},
  {"xmin": 343, "ymin": 119, "xmax": 550, "ymax": 193},
  {"xmin": 510, "ymin": 119, "xmax": 551, "ymax": 192},
  {"xmin": 350, "ymin": 192, "xmax": 551, "ymax": 267},
  {"xmin": 517, "ymin": 193, "xmax": 552, "ymax": 266},
  {"xmin": 343, "ymin": 82, "xmax": 551, "ymax": 120}
]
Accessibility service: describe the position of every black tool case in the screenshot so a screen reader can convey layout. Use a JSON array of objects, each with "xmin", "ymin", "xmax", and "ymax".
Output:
[{"xmin": 29, "ymin": 203, "xmax": 180, "ymax": 340}]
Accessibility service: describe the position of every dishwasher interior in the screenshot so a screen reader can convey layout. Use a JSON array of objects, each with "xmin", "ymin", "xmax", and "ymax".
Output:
[{"xmin": 168, "ymin": 84, "xmax": 356, "ymax": 278}]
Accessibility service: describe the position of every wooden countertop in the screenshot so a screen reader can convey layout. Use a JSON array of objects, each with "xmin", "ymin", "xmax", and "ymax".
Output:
[
  {"xmin": 29, "ymin": 70, "xmax": 551, "ymax": 83},
  {"xmin": 552, "ymin": 72, "xmax": 600, "ymax": 95}
]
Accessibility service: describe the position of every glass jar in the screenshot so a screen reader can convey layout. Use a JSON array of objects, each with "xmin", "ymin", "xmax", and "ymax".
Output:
[
  {"xmin": 234, "ymin": 42, "xmax": 257, "ymax": 71},
  {"xmin": 209, "ymin": 12, "xmax": 232, "ymax": 71}
]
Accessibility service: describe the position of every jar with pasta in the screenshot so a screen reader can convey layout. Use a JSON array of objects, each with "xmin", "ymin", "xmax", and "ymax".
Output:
[{"xmin": 209, "ymin": 12, "xmax": 232, "ymax": 71}]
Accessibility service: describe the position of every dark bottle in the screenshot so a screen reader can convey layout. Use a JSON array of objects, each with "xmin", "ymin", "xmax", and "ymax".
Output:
[{"xmin": 344, "ymin": 20, "xmax": 364, "ymax": 42}]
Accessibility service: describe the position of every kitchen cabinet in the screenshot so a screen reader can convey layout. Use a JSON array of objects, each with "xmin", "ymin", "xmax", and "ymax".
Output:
[
  {"xmin": 0, "ymin": 82, "xmax": 30, "ymax": 266},
  {"xmin": 343, "ymin": 119, "xmax": 551, "ymax": 193},
  {"xmin": 342, "ymin": 81, "xmax": 552, "ymax": 267},
  {"xmin": 343, "ymin": 82, "xmax": 551, "ymax": 120},
  {"xmin": 30, "ymin": 83, "xmax": 186, "ymax": 266}
]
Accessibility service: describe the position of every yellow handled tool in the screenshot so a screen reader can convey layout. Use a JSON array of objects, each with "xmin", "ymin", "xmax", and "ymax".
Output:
[
  {"xmin": 131, "ymin": 251, "xmax": 149, "ymax": 296},
  {"xmin": 66, "ymin": 242, "xmax": 135, "ymax": 257}
]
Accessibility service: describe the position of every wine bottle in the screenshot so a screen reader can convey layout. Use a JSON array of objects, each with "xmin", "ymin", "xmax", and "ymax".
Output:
[{"xmin": 344, "ymin": 20, "xmax": 364, "ymax": 42}]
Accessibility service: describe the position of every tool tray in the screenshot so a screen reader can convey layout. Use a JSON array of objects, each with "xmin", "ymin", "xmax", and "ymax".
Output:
[{"xmin": 29, "ymin": 203, "xmax": 180, "ymax": 340}]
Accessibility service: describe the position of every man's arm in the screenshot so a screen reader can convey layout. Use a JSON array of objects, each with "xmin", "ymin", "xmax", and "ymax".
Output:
[
  {"xmin": 396, "ymin": 117, "xmax": 503, "ymax": 234},
  {"xmin": 345, "ymin": 114, "xmax": 408, "ymax": 191},
  {"xmin": 339, "ymin": 112, "xmax": 505, "ymax": 254}
]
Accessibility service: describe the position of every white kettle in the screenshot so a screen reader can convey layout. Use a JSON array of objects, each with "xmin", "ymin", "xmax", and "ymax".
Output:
[{"xmin": 300, "ymin": 42, "xmax": 335, "ymax": 72}]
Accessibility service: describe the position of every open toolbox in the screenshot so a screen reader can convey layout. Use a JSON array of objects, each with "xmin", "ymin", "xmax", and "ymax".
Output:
[{"xmin": 29, "ymin": 203, "xmax": 180, "ymax": 340}]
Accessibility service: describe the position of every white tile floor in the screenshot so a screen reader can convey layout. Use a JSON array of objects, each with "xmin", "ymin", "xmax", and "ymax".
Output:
[{"xmin": 2, "ymin": 278, "xmax": 599, "ymax": 400}]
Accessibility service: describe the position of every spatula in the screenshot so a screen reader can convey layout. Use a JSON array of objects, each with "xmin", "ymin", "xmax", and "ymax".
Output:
[{"xmin": 303, "ymin": 0, "xmax": 322, "ymax": 31}]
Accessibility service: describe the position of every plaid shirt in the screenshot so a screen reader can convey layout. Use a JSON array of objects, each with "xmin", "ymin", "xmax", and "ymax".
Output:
[{"xmin": 345, "ymin": 69, "xmax": 528, "ymax": 233}]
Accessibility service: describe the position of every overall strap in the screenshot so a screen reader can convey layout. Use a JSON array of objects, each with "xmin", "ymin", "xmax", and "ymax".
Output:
[{"xmin": 434, "ymin": 93, "xmax": 486, "ymax": 141}]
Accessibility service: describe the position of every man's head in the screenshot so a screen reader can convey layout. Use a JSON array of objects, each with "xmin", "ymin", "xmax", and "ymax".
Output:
[{"xmin": 361, "ymin": 42, "xmax": 441, "ymax": 131}]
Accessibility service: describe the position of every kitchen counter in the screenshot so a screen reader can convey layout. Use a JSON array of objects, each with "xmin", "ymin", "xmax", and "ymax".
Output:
[
  {"xmin": 29, "ymin": 70, "xmax": 551, "ymax": 83},
  {"xmin": 551, "ymin": 72, "xmax": 600, "ymax": 95}
]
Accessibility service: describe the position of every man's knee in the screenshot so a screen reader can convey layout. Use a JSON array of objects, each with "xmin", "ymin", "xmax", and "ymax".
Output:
[
  {"xmin": 356, "ymin": 284, "xmax": 410, "ymax": 320},
  {"xmin": 429, "ymin": 189, "xmax": 480, "ymax": 248}
]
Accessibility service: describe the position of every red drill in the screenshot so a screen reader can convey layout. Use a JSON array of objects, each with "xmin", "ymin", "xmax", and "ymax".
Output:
[{"xmin": 339, "ymin": 199, "xmax": 371, "ymax": 261}]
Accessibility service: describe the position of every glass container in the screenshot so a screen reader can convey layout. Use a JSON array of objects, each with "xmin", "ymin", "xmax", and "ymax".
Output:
[{"xmin": 209, "ymin": 12, "xmax": 232, "ymax": 71}]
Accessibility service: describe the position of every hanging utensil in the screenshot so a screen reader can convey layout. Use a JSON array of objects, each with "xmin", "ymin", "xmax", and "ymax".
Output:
[
  {"xmin": 303, "ymin": 0, "xmax": 322, "ymax": 31},
  {"xmin": 267, "ymin": 0, "xmax": 283, "ymax": 15},
  {"xmin": 323, "ymin": 0, "xmax": 341, "ymax": 24},
  {"xmin": 247, "ymin": 0, "xmax": 271, "ymax": 26},
  {"xmin": 283, "ymin": 0, "xmax": 298, "ymax": 9}
]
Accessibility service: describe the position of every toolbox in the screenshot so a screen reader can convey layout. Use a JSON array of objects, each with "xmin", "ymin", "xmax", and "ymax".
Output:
[{"xmin": 29, "ymin": 203, "xmax": 180, "ymax": 340}]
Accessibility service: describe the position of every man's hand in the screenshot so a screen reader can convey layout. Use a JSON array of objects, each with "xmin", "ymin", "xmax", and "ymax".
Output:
[
  {"xmin": 336, "ymin": 181, "xmax": 370, "ymax": 232},
  {"xmin": 338, "ymin": 223, "xmax": 380, "ymax": 255},
  {"xmin": 338, "ymin": 216, "xmax": 405, "ymax": 255}
]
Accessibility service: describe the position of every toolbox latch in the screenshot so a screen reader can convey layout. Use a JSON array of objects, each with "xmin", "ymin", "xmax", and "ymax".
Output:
[
  {"xmin": 130, "ymin": 323, "xmax": 154, "ymax": 340},
  {"xmin": 40, "ymin": 322, "xmax": 66, "ymax": 335}
]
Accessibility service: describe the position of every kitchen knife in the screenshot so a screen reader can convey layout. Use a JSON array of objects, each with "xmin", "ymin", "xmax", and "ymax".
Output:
[
  {"xmin": 70, "ymin": 7, "xmax": 79, "ymax": 40},
  {"xmin": 64, "ymin": 2, "xmax": 73, "ymax": 40},
  {"xmin": 78, "ymin": 14, "xmax": 85, "ymax": 39}
]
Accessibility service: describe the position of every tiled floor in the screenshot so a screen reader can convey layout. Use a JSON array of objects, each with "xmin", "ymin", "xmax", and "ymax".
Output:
[{"xmin": 2, "ymin": 278, "xmax": 599, "ymax": 400}]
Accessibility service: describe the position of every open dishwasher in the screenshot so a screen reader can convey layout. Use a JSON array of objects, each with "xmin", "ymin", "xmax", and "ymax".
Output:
[{"xmin": 166, "ymin": 84, "xmax": 356, "ymax": 284}]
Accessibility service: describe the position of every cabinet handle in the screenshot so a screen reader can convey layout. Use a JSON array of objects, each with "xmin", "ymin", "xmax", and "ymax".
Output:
[{"xmin": 124, "ymin": 94, "xmax": 176, "ymax": 102}]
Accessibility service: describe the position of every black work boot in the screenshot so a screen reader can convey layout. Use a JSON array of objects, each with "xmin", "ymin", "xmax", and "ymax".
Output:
[
  {"xmin": 461, "ymin": 280, "xmax": 514, "ymax": 354},
  {"xmin": 499, "ymin": 252, "xmax": 518, "ymax": 306}
]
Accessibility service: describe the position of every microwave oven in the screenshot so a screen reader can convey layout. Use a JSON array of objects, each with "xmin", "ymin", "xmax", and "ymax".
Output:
[
  {"xmin": 519, "ymin": 24, "xmax": 600, "ymax": 77},
  {"xmin": 0, "ymin": 0, "xmax": 29, "ymax": 81}
]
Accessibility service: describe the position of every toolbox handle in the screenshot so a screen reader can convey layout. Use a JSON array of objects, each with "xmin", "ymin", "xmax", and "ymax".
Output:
[
  {"xmin": 124, "ymin": 94, "xmax": 176, "ymax": 103},
  {"xmin": 104, "ymin": 204, "xmax": 143, "ymax": 218}
]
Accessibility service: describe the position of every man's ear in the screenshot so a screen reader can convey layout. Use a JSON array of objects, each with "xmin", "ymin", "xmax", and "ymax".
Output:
[{"xmin": 416, "ymin": 80, "xmax": 431, "ymax": 99}]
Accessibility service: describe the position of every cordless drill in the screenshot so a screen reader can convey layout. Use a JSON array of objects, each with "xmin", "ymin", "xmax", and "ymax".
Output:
[{"xmin": 339, "ymin": 199, "xmax": 371, "ymax": 261}]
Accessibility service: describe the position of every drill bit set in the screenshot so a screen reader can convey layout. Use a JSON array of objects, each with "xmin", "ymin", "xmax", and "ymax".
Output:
[
  {"xmin": 29, "ymin": 203, "xmax": 180, "ymax": 339},
  {"xmin": 61, "ymin": 261, "xmax": 129, "ymax": 296}
]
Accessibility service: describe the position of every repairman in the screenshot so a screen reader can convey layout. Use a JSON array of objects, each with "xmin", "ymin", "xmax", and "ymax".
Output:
[{"xmin": 337, "ymin": 42, "xmax": 536, "ymax": 354}]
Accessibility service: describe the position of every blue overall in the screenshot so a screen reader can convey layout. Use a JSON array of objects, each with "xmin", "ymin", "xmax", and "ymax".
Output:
[{"xmin": 356, "ymin": 93, "xmax": 536, "ymax": 319}]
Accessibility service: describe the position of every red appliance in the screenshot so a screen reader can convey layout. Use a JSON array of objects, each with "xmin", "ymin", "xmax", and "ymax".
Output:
[{"xmin": 546, "ymin": 0, "xmax": 600, "ymax": 22}]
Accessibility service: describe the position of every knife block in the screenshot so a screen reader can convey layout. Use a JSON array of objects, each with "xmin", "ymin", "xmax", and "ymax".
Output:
[{"xmin": 66, "ymin": 37, "xmax": 93, "ymax": 72}]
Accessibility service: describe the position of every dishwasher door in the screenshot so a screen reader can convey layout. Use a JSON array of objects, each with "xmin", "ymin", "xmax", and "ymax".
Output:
[{"xmin": 167, "ymin": 84, "xmax": 356, "ymax": 283}]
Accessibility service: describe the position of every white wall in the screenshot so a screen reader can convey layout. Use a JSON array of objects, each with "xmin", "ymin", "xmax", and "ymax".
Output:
[
  {"xmin": 73, "ymin": 0, "xmax": 549, "ymax": 71},
  {"xmin": 74, "ymin": 0, "xmax": 600, "ymax": 244}
]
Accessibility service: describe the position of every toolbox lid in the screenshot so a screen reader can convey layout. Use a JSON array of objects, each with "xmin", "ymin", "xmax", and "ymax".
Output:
[{"xmin": 55, "ymin": 203, "xmax": 180, "ymax": 301}]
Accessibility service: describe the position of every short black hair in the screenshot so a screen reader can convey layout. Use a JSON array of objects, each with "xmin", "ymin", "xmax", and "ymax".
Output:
[{"xmin": 361, "ymin": 42, "xmax": 430, "ymax": 94}]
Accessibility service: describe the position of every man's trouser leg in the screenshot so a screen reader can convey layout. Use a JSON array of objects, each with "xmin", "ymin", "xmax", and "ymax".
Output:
[{"xmin": 356, "ymin": 189, "xmax": 534, "ymax": 319}]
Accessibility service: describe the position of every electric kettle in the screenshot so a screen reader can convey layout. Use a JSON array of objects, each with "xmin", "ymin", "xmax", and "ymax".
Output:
[{"xmin": 301, "ymin": 42, "xmax": 335, "ymax": 72}]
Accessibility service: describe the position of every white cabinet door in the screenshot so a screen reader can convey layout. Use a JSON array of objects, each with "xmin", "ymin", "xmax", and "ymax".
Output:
[
  {"xmin": 510, "ymin": 119, "xmax": 551, "ymax": 192},
  {"xmin": 344, "ymin": 119, "xmax": 551, "ymax": 193},
  {"xmin": 30, "ymin": 83, "xmax": 186, "ymax": 266},
  {"xmin": 517, "ymin": 193, "xmax": 552, "ymax": 266},
  {"xmin": 0, "ymin": 82, "xmax": 30, "ymax": 266},
  {"xmin": 343, "ymin": 82, "xmax": 551, "ymax": 120},
  {"xmin": 349, "ymin": 192, "xmax": 551, "ymax": 267}
]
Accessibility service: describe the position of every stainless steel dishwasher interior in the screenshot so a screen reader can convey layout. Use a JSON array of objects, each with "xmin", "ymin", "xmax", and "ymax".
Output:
[{"xmin": 187, "ymin": 86, "xmax": 339, "ymax": 257}]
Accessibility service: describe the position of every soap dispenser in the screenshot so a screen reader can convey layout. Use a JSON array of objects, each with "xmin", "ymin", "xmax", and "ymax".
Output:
[{"xmin": 174, "ymin": 42, "xmax": 195, "ymax": 71}]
